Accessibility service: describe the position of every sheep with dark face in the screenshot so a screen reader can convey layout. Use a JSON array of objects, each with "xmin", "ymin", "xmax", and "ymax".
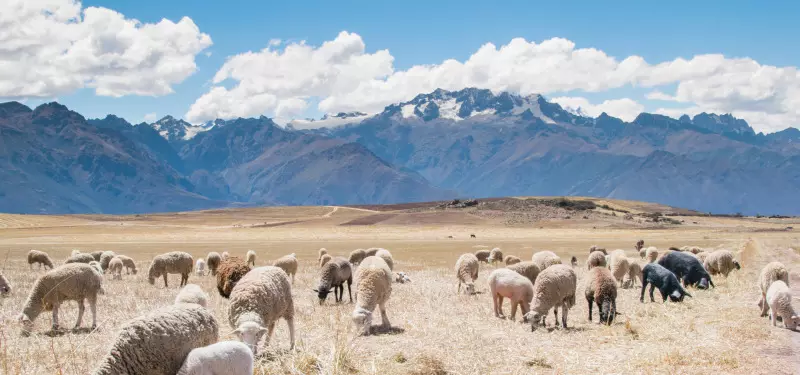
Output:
[
  {"xmin": 584, "ymin": 267, "xmax": 617, "ymax": 325},
  {"xmin": 703, "ymin": 250, "xmax": 741, "ymax": 277},
  {"xmin": 640, "ymin": 263, "xmax": 691, "ymax": 303},
  {"xmin": 658, "ymin": 251, "xmax": 714, "ymax": 289},
  {"xmin": 314, "ymin": 257, "xmax": 352, "ymax": 304}
]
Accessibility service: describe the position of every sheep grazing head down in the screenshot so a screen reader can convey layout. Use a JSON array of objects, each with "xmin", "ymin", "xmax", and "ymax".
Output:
[
  {"xmin": 697, "ymin": 277, "xmax": 710, "ymax": 290},
  {"xmin": 464, "ymin": 283, "xmax": 475, "ymax": 295},
  {"xmin": 522, "ymin": 311, "xmax": 543, "ymax": 331},
  {"xmin": 785, "ymin": 316, "xmax": 800, "ymax": 331},
  {"xmin": 147, "ymin": 269, "xmax": 159, "ymax": 285},
  {"xmin": 669, "ymin": 289, "xmax": 691, "ymax": 302},
  {"xmin": 352, "ymin": 306, "xmax": 372, "ymax": 336},
  {"xmin": 314, "ymin": 287, "xmax": 333, "ymax": 303},
  {"xmin": 233, "ymin": 321, "xmax": 268, "ymax": 355}
]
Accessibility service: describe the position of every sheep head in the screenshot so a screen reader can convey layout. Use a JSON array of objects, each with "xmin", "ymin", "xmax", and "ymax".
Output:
[
  {"xmin": 464, "ymin": 283, "xmax": 475, "ymax": 295},
  {"xmin": 352, "ymin": 307, "xmax": 372, "ymax": 336},
  {"xmin": 522, "ymin": 311, "xmax": 543, "ymax": 331},
  {"xmin": 786, "ymin": 316, "xmax": 800, "ymax": 330},
  {"xmin": 17, "ymin": 313, "xmax": 33, "ymax": 335},
  {"xmin": 233, "ymin": 321, "xmax": 268, "ymax": 355},
  {"xmin": 313, "ymin": 288, "xmax": 334, "ymax": 303}
]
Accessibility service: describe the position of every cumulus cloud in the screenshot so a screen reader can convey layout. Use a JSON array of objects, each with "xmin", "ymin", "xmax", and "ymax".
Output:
[
  {"xmin": 0, "ymin": 0, "xmax": 212, "ymax": 98},
  {"xmin": 551, "ymin": 97, "xmax": 644, "ymax": 122},
  {"xmin": 143, "ymin": 112, "xmax": 158, "ymax": 123}
]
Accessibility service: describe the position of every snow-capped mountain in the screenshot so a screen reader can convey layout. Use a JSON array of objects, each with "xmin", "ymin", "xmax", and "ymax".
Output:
[
  {"xmin": 150, "ymin": 115, "xmax": 213, "ymax": 143},
  {"xmin": 288, "ymin": 111, "xmax": 370, "ymax": 130}
]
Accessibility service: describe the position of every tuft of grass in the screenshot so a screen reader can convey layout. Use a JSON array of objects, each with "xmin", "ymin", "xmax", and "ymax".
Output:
[
  {"xmin": 392, "ymin": 352, "xmax": 407, "ymax": 363},
  {"xmin": 524, "ymin": 356, "xmax": 553, "ymax": 369},
  {"xmin": 410, "ymin": 355, "xmax": 447, "ymax": 375},
  {"xmin": 624, "ymin": 318, "xmax": 639, "ymax": 340}
]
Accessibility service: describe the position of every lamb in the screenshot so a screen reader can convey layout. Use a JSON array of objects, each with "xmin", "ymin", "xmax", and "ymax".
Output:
[
  {"xmin": 658, "ymin": 251, "xmax": 714, "ymax": 289},
  {"xmin": 506, "ymin": 261, "xmax": 541, "ymax": 285},
  {"xmin": 99, "ymin": 251, "xmax": 116, "ymax": 272},
  {"xmin": 531, "ymin": 251, "xmax": 562, "ymax": 271},
  {"xmin": 177, "ymin": 341, "xmax": 254, "ymax": 375},
  {"xmin": 17, "ymin": 263, "xmax": 103, "ymax": 333},
  {"xmin": 175, "ymin": 284, "xmax": 209, "ymax": 308},
  {"xmin": 273, "ymin": 253, "xmax": 298, "ymax": 284},
  {"xmin": 0, "ymin": 273, "xmax": 11, "ymax": 296},
  {"xmin": 474, "ymin": 250, "xmax": 491, "ymax": 263},
  {"xmin": 640, "ymin": 263, "xmax": 691, "ymax": 303},
  {"xmin": 589, "ymin": 245, "xmax": 607, "ymax": 255},
  {"xmin": 375, "ymin": 248, "xmax": 394, "ymax": 270},
  {"xmin": 92, "ymin": 303, "xmax": 219, "ymax": 375},
  {"xmin": 27, "ymin": 250, "xmax": 54, "ymax": 270},
  {"xmin": 758, "ymin": 262, "xmax": 790, "ymax": 317},
  {"xmin": 504, "ymin": 255, "xmax": 522, "ymax": 265},
  {"xmin": 148, "ymin": 251, "xmax": 194, "ymax": 288},
  {"xmin": 90, "ymin": 251, "xmax": 103, "ymax": 261},
  {"xmin": 108, "ymin": 257, "xmax": 124, "ymax": 280},
  {"xmin": 625, "ymin": 259, "xmax": 643, "ymax": 288},
  {"xmin": 522, "ymin": 264, "xmax": 577, "ymax": 330},
  {"xmin": 488, "ymin": 268, "xmax": 534, "ymax": 321},
  {"xmin": 245, "ymin": 250, "xmax": 256, "ymax": 267},
  {"xmin": 584, "ymin": 267, "xmax": 618, "ymax": 325},
  {"xmin": 65, "ymin": 253, "xmax": 95, "ymax": 264},
  {"xmin": 314, "ymin": 257, "xmax": 353, "ymax": 303},
  {"xmin": 318, "ymin": 248, "xmax": 329, "ymax": 260},
  {"xmin": 645, "ymin": 247, "xmax": 659, "ymax": 263},
  {"xmin": 206, "ymin": 252, "xmax": 221, "ymax": 276},
  {"xmin": 352, "ymin": 256, "xmax": 393, "ymax": 335},
  {"xmin": 570, "ymin": 256, "xmax": 578, "ymax": 267},
  {"xmin": 608, "ymin": 250, "xmax": 630, "ymax": 286},
  {"xmin": 196, "ymin": 259, "xmax": 207, "ymax": 276},
  {"xmin": 455, "ymin": 253, "xmax": 479, "ymax": 295},
  {"xmin": 349, "ymin": 249, "xmax": 366, "ymax": 265},
  {"xmin": 216, "ymin": 256, "xmax": 251, "ymax": 298},
  {"xmin": 703, "ymin": 249, "xmax": 741, "ymax": 277},
  {"xmin": 489, "ymin": 248, "xmax": 504, "ymax": 264},
  {"xmin": 88, "ymin": 261, "xmax": 103, "ymax": 274},
  {"xmin": 766, "ymin": 281, "xmax": 800, "ymax": 330},
  {"xmin": 116, "ymin": 255, "xmax": 137, "ymax": 275},
  {"xmin": 319, "ymin": 253, "xmax": 333, "ymax": 268},
  {"xmin": 586, "ymin": 251, "xmax": 607, "ymax": 270},
  {"xmin": 228, "ymin": 266, "xmax": 295, "ymax": 354}
]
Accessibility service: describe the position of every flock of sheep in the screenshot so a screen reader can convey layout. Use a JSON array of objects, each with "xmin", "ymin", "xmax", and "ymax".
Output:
[{"xmin": 3, "ymin": 241, "xmax": 796, "ymax": 374}]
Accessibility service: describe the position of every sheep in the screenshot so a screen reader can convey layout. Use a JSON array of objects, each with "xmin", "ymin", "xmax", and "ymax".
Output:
[
  {"xmin": 507, "ymin": 261, "xmax": 541, "ymax": 285},
  {"xmin": 365, "ymin": 248, "xmax": 382, "ymax": 257},
  {"xmin": 99, "ymin": 251, "xmax": 116, "ymax": 272},
  {"xmin": 273, "ymin": 253, "xmax": 298, "ymax": 284},
  {"xmin": 532, "ymin": 251, "xmax": 562, "ymax": 271},
  {"xmin": 222, "ymin": 251, "xmax": 230, "ymax": 260},
  {"xmin": 92, "ymin": 303, "xmax": 219, "ymax": 375},
  {"xmin": 319, "ymin": 253, "xmax": 333, "ymax": 268},
  {"xmin": 0, "ymin": 273, "xmax": 11, "ymax": 296},
  {"xmin": 758, "ymin": 262, "xmax": 790, "ymax": 317},
  {"xmin": 474, "ymin": 249, "xmax": 491, "ymax": 263},
  {"xmin": 589, "ymin": 245, "xmax": 607, "ymax": 255},
  {"xmin": 625, "ymin": 259, "xmax": 643, "ymax": 288},
  {"xmin": 229, "ymin": 266, "xmax": 295, "ymax": 354},
  {"xmin": 375, "ymin": 248, "xmax": 394, "ymax": 270},
  {"xmin": 584, "ymin": 267, "xmax": 618, "ymax": 325},
  {"xmin": 175, "ymin": 284, "xmax": 209, "ymax": 308},
  {"xmin": 766, "ymin": 281, "xmax": 800, "ymax": 330},
  {"xmin": 608, "ymin": 250, "xmax": 630, "ymax": 286},
  {"xmin": 570, "ymin": 256, "xmax": 578, "ymax": 267},
  {"xmin": 177, "ymin": 341, "xmax": 254, "ymax": 375},
  {"xmin": 349, "ymin": 249, "xmax": 366, "ymax": 265},
  {"xmin": 504, "ymin": 255, "xmax": 522, "ymax": 265},
  {"xmin": 216, "ymin": 256, "xmax": 251, "ymax": 299},
  {"xmin": 108, "ymin": 257, "xmax": 124, "ymax": 280},
  {"xmin": 17, "ymin": 263, "xmax": 103, "ymax": 333},
  {"xmin": 658, "ymin": 251, "xmax": 714, "ymax": 289},
  {"xmin": 522, "ymin": 264, "xmax": 577, "ymax": 330},
  {"xmin": 206, "ymin": 252, "xmax": 221, "ymax": 276},
  {"xmin": 695, "ymin": 251, "xmax": 709, "ymax": 264},
  {"xmin": 640, "ymin": 263, "xmax": 691, "ymax": 303},
  {"xmin": 455, "ymin": 253, "xmax": 479, "ymax": 295},
  {"xmin": 586, "ymin": 251, "xmax": 607, "ymax": 270},
  {"xmin": 90, "ymin": 250, "xmax": 103, "ymax": 261},
  {"xmin": 318, "ymin": 248, "xmax": 329, "ymax": 260},
  {"xmin": 635, "ymin": 239, "xmax": 645, "ymax": 252},
  {"xmin": 71, "ymin": 249, "xmax": 82, "ymax": 257},
  {"xmin": 489, "ymin": 248, "xmax": 504, "ymax": 264},
  {"xmin": 246, "ymin": 250, "xmax": 256, "ymax": 267},
  {"xmin": 88, "ymin": 261, "xmax": 103, "ymax": 274},
  {"xmin": 703, "ymin": 249, "xmax": 741, "ymax": 277},
  {"xmin": 113, "ymin": 255, "xmax": 137, "ymax": 275},
  {"xmin": 488, "ymin": 268, "xmax": 534, "ymax": 321},
  {"xmin": 148, "ymin": 251, "xmax": 194, "ymax": 288},
  {"xmin": 645, "ymin": 247, "xmax": 659, "ymax": 263},
  {"xmin": 196, "ymin": 259, "xmax": 207, "ymax": 276},
  {"xmin": 394, "ymin": 272, "xmax": 411, "ymax": 284},
  {"xmin": 314, "ymin": 257, "xmax": 353, "ymax": 303},
  {"xmin": 65, "ymin": 253, "xmax": 95, "ymax": 264},
  {"xmin": 353, "ymin": 256, "xmax": 393, "ymax": 335},
  {"xmin": 639, "ymin": 248, "xmax": 646, "ymax": 259},
  {"xmin": 27, "ymin": 250, "xmax": 53, "ymax": 270},
  {"xmin": 689, "ymin": 246, "xmax": 703, "ymax": 254}
]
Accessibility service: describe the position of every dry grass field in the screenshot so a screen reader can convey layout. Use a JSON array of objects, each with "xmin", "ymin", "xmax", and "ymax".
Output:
[{"xmin": 1, "ymin": 198, "xmax": 800, "ymax": 374}]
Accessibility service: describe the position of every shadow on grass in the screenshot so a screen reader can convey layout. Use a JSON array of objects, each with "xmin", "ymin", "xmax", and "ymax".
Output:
[{"xmin": 369, "ymin": 325, "xmax": 405, "ymax": 336}]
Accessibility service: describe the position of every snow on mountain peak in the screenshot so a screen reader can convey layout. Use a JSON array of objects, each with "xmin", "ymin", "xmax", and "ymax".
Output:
[{"xmin": 150, "ymin": 115, "xmax": 212, "ymax": 141}]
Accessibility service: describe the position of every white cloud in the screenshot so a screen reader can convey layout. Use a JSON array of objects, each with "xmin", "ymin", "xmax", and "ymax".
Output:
[
  {"xmin": 143, "ymin": 112, "xmax": 157, "ymax": 123},
  {"xmin": 0, "ymin": 0, "xmax": 212, "ymax": 98},
  {"xmin": 551, "ymin": 97, "xmax": 644, "ymax": 122}
]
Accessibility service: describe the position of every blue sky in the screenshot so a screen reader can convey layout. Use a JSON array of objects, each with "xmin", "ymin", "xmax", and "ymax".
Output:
[{"xmin": 6, "ymin": 0, "xmax": 800, "ymax": 132}]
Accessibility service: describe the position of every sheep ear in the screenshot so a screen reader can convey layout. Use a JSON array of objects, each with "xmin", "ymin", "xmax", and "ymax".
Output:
[{"xmin": 312, "ymin": 289, "xmax": 318, "ymax": 293}]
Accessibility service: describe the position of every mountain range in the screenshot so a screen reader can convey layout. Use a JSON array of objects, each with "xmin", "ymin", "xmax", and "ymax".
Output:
[{"xmin": 1, "ymin": 88, "xmax": 799, "ymax": 215}]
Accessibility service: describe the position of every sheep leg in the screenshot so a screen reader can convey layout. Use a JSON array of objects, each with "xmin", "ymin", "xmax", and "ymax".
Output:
[
  {"xmin": 771, "ymin": 310, "xmax": 777, "ymax": 327},
  {"xmin": 760, "ymin": 294, "xmax": 769, "ymax": 317},
  {"xmin": 347, "ymin": 278, "xmax": 353, "ymax": 303},
  {"xmin": 496, "ymin": 295, "xmax": 505, "ymax": 318},
  {"xmin": 640, "ymin": 281, "xmax": 647, "ymax": 303},
  {"xmin": 287, "ymin": 317, "xmax": 295, "ymax": 350},
  {"xmin": 650, "ymin": 284, "xmax": 657, "ymax": 302},
  {"xmin": 51, "ymin": 301, "xmax": 60, "ymax": 331},
  {"xmin": 266, "ymin": 321, "xmax": 276, "ymax": 345},
  {"xmin": 163, "ymin": 274, "xmax": 168, "ymax": 288},
  {"xmin": 74, "ymin": 299, "xmax": 85, "ymax": 329},
  {"xmin": 561, "ymin": 302, "xmax": 569, "ymax": 329},
  {"xmin": 510, "ymin": 300, "xmax": 518, "ymax": 321},
  {"xmin": 553, "ymin": 306, "xmax": 559, "ymax": 327},
  {"xmin": 291, "ymin": 273, "xmax": 295, "ymax": 285},
  {"xmin": 587, "ymin": 297, "xmax": 594, "ymax": 321},
  {"xmin": 457, "ymin": 281, "xmax": 462, "ymax": 294},
  {"xmin": 492, "ymin": 293, "xmax": 500, "ymax": 317},
  {"xmin": 88, "ymin": 294, "xmax": 97, "ymax": 329},
  {"xmin": 379, "ymin": 302, "xmax": 390, "ymax": 328}
]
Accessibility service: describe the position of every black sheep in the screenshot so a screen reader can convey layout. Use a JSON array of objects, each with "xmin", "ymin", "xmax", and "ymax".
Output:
[
  {"xmin": 658, "ymin": 251, "xmax": 714, "ymax": 289},
  {"xmin": 641, "ymin": 263, "xmax": 692, "ymax": 302}
]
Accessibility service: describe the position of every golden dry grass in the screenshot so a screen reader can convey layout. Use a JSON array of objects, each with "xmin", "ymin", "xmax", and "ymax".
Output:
[{"xmin": 0, "ymin": 204, "xmax": 799, "ymax": 374}]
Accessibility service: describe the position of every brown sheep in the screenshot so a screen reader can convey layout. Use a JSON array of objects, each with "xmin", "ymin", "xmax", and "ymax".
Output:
[
  {"xmin": 216, "ymin": 257, "xmax": 251, "ymax": 299},
  {"xmin": 474, "ymin": 250, "xmax": 490, "ymax": 263},
  {"xmin": 206, "ymin": 252, "xmax": 222, "ymax": 276}
]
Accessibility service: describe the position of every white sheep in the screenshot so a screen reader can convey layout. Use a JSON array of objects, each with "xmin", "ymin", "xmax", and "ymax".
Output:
[
  {"xmin": 489, "ymin": 248, "xmax": 504, "ymax": 264},
  {"xmin": 246, "ymin": 250, "xmax": 256, "ymax": 267},
  {"xmin": 222, "ymin": 251, "xmax": 230, "ymax": 260},
  {"xmin": 703, "ymin": 249, "xmax": 741, "ymax": 277},
  {"xmin": 206, "ymin": 252, "xmax": 222, "ymax": 276},
  {"xmin": 177, "ymin": 341, "xmax": 254, "ymax": 375},
  {"xmin": 99, "ymin": 251, "xmax": 116, "ymax": 272},
  {"xmin": 523, "ymin": 264, "xmax": 577, "ymax": 330},
  {"xmin": 71, "ymin": 249, "xmax": 82, "ymax": 257},
  {"xmin": 759, "ymin": 262, "xmax": 790, "ymax": 317},
  {"xmin": 18, "ymin": 263, "xmax": 103, "ymax": 333},
  {"xmin": 108, "ymin": 257, "xmax": 124, "ymax": 280},
  {"xmin": 273, "ymin": 253, "xmax": 298, "ymax": 284},
  {"xmin": 531, "ymin": 251, "xmax": 562, "ymax": 271},
  {"xmin": 27, "ymin": 249, "xmax": 54, "ymax": 270},
  {"xmin": 116, "ymin": 255, "xmax": 137, "ymax": 275},
  {"xmin": 196, "ymin": 258, "xmax": 207, "ymax": 276},
  {"xmin": 319, "ymin": 253, "xmax": 333, "ymax": 268},
  {"xmin": 175, "ymin": 284, "xmax": 209, "ymax": 308},
  {"xmin": 87, "ymin": 261, "xmax": 103, "ymax": 274},
  {"xmin": 587, "ymin": 250, "xmax": 607, "ymax": 270},
  {"xmin": 65, "ymin": 253, "xmax": 95, "ymax": 264},
  {"xmin": 625, "ymin": 258, "xmax": 643, "ymax": 288},
  {"xmin": 0, "ymin": 273, "xmax": 11, "ymax": 296},
  {"xmin": 645, "ymin": 247, "xmax": 659, "ymax": 263},
  {"xmin": 375, "ymin": 248, "xmax": 394, "ymax": 270},
  {"xmin": 229, "ymin": 266, "xmax": 295, "ymax": 354},
  {"xmin": 315, "ymin": 257, "xmax": 353, "ymax": 303},
  {"xmin": 766, "ymin": 281, "xmax": 800, "ymax": 330},
  {"xmin": 349, "ymin": 249, "xmax": 367, "ymax": 265},
  {"xmin": 608, "ymin": 250, "xmax": 630, "ymax": 286},
  {"xmin": 506, "ymin": 261, "xmax": 541, "ymax": 285},
  {"xmin": 504, "ymin": 255, "xmax": 522, "ymax": 266},
  {"xmin": 92, "ymin": 303, "xmax": 219, "ymax": 375},
  {"xmin": 148, "ymin": 251, "xmax": 194, "ymax": 288},
  {"xmin": 319, "ymin": 248, "xmax": 329, "ymax": 260},
  {"xmin": 488, "ymin": 268, "xmax": 534, "ymax": 321},
  {"xmin": 455, "ymin": 253, "xmax": 479, "ymax": 295},
  {"xmin": 353, "ymin": 256, "xmax": 393, "ymax": 335}
]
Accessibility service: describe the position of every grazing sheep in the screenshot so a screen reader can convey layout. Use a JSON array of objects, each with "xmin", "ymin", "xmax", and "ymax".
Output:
[
  {"xmin": 353, "ymin": 256, "xmax": 393, "ymax": 335},
  {"xmin": 474, "ymin": 250, "xmax": 491, "ymax": 263},
  {"xmin": 639, "ymin": 248, "xmax": 646, "ymax": 259},
  {"xmin": 689, "ymin": 246, "xmax": 703, "ymax": 254},
  {"xmin": 608, "ymin": 250, "xmax": 630, "ymax": 286},
  {"xmin": 314, "ymin": 257, "xmax": 353, "ymax": 303},
  {"xmin": 645, "ymin": 247, "xmax": 659, "ymax": 263},
  {"xmin": 196, "ymin": 259, "xmax": 207, "ymax": 276},
  {"xmin": 273, "ymin": 253, "xmax": 298, "ymax": 284},
  {"xmin": 523, "ymin": 264, "xmax": 577, "ymax": 330},
  {"xmin": 640, "ymin": 263, "xmax": 691, "ymax": 303},
  {"xmin": 658, "ymin": 251, "xmax": 714, "ymax": 289},
  {"xmin": 625, "ymin": 259, "xmax": 643, "ymax": 288},
  {"xmin": 88, "ymin": 261, "xmax": 103, "ymax": 274},
  {"xmin": 488, "ymin": 268, "xmax": 534, "ymax": 321},
  {"xmin": 375, "ymin": 248, "xmax": 394, "ymax": 270},
  {"xmin": 92, "ymin": 303, "xmax": 219, "ymax": 375},
  {"xmin": 229, "ymin": 266, "xmax": 295, "ymax": 354},
  {"xmin": 246, "ymin": 250, "xmax": 256, "ymax": 267},
  {"xmin": 17, "ymin": 263, "xmax": 103, "ymax": 333},
  {"xmin": 703, "ymin": 250, "xmax": 741, "ymax": 277},
  {"xmin": 216, "ymin": 257, "xmax": 251, "ymax": 299},
  {"xmin": 365, "ymin": 248, "xmax": 382, "ymax": 257},
  {"xmin": 148, "ymin": 251, "xmax": 194, "ymax": 288},
  {"xmin": 394, "ymin": 272, "xmax": 411, "ymax": 284},
  {"xmin": 504, "ymin": 255, "xmax": 522, "ymax": 266},
  {"xmin": 222, "ymin": 252, "xmax": 230, "ymax": 260},
  {"xmin": 27, "ymin": 250, "xmax": 54, "ymax": 270},
  {"xmin": 695, "ymin": 251, "xmax": 709, "ymax": 264},
  {"xmin": 349, "ymin": 249, "xmax": 366, "ymax": 265},
  {"xmin": 586, "ymin": 251, "xmax": 607, "ymax": 270},
  {"xmin": 65, "ymin": 253, "xmax": 95, "ymax": 264},
  {"xmin": 177, "ymin": 341, "xmax": 254, "ymax": 375},
  {"xmin": 455, "ymin": 253, "xmax": 480, "ymax": 295},
  {"xmin": 570, "ymin": 256, "xmax": 578, "ymax": 267},
  {"xmin": 114, "ymin": 255, "xmax": 137, "ymax": 275},
  {"xmin": 589, "ymin": 245, "xmax": 607, "ymax": 255},
  {"xmin": 90, "ymin": 251, "xmax": 103, "ymax": 261},
  {"xmin": 0, "ymin": 273, "xmax": 11, "ymax": 296},
  {"xmin": 759, "ymin": 262, "xmax": 790, "ymax": 317},
  {"xmin": 206, "ymin": 252, "xmax": 221, "ymax": 276},
  {"xmin": 175, "ymin": 284, "xmax": 209, "ymax": 308},
  {"xmin": 532, "ymin": 251, "xmax": 562, "ymax": 271},
  {"xmin": 766, "ymin": 281, "xmax": 800, "ymax": 330},
  {"xmin": 99, "ymin": 251, "xmax": 116, "ymax": 272},
  {"xmin": 319, "ymin": 254, "xmax": 333, "ymax": 268},
  {"xmin": 584, "ymin": 267, "xmax": 618, "ymax": 325},
  {"xmin": 108, "ymin": 257, "xmax": 124, "ymax": 280},
  {"xmin": 318, "ymin": 248, "xmax": 328, "ymax": 260},
  {"xmin": 506, "ymin": 261, "xmax": 541, "ymax": 285},
  {"xmin": 489, "ymin": 248, "xmax": 504, "ymax": 264},
  {"xmin": 635, "ymin": 240, "xmax": 645, "ymax": 252}
]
